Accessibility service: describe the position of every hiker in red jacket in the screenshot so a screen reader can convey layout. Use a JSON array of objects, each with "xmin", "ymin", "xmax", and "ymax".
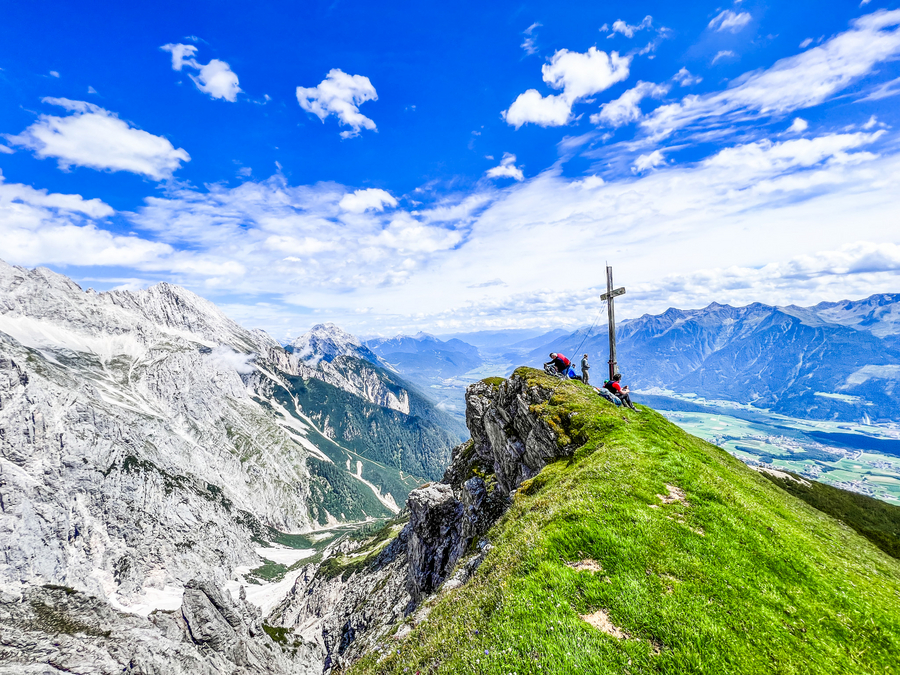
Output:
[
  {"xmin": 604, "ymin": 373, "xmax": 637, "ymax": 410},
  {"xmin": 544, "ymin": 352, "xmax": 571, "ymax": 376}
]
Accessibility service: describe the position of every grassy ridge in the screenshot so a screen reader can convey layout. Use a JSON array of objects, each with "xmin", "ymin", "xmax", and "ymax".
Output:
[{"xmin": 349, "ymin": 368, "xmax": 900, "ymax": 675}]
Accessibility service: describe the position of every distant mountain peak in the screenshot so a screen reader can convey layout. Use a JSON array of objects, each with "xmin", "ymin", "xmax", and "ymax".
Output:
[{"xmin": 292, "ymin": 323, "xmax": 381, "ymax": 365}]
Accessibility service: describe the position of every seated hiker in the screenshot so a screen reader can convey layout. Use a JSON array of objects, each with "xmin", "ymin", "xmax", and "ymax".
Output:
[
  {"xmin": 593, "ymin": 386, "xmax": 621, "ymax": 406},
  {"xmin": 604, "ymin": 373, "xmax": 637, "ymax": 410},
  {"xmin": 543, "ymin": 352, "xmax": 571, "ymax": 376}
]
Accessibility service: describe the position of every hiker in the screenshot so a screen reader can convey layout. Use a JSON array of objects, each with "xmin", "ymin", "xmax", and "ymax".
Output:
[
  {"xmin": 604, "ymin": 373, "xmax": 637, "ymax": 410},
  {"xmin": 593, "ymin": 385, "xmax": 620, "ymax": 406},
  {"xmin": 544, "ymin": 352, "xmax": 571, "ymax": 377},
  {"xmin": 581, "ymin": 353, "xmax": 590, "ymax": 385}
]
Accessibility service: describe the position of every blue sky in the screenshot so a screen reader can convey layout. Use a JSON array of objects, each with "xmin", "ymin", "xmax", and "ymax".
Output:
[{"xmin": 2, "ymin": 1, "xmax": 900, "ymax": 337}]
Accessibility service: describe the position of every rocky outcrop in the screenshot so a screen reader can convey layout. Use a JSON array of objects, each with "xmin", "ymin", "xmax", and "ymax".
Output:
[
  {"xmin": 269, "ymin": 369, "xmax": 576, "ymax": 671},
  {"xmin": 0, "ymin": 582, "xmax": 304, "ymax": 674}
]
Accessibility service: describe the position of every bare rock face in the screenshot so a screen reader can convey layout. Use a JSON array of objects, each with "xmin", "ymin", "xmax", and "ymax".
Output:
[
  {"xmin": 270, "ymin": 369, "xmax": 574, "ymax": 672},
  {"xmin": 0, "ymin": 583, "xmax": 299, "ymax": 675},
  {"xmin": 406, "ymin": 483, "xmax": 465, "ymax": 600}
]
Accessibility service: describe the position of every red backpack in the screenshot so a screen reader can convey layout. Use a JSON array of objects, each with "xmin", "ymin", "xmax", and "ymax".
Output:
[{"xmin": 556, "ymin": 354, "xmax": 571, "ymax": 367}]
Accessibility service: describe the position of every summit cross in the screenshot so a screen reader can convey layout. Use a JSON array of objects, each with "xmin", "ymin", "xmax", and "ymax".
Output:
[{"xmin": 600, "ymin": 266, "xmax": 626, "ymax": 380}]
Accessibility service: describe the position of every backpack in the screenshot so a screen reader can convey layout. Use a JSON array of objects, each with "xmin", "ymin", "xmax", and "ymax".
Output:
[
  {"xmin": 604, "ymin": 380, "xmax": 617, "ymax": 393},
  {"xmin": 557, "ymin": 354, "xmax": 571, "ymax": 367}
]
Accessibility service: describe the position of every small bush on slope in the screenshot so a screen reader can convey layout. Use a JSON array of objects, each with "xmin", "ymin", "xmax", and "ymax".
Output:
[{"xmin": 349, "ymin": 369, "xmax": 900, "ymax": 675}]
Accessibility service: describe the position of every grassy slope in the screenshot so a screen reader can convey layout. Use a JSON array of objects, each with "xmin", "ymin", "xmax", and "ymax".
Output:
[
  {"xmin": 349, "ymin": 369, "xmax": 900, "ymax": 675},
  {"xmin": 757, "ymin": 469, "xmax": 900, "ymax": 561}
]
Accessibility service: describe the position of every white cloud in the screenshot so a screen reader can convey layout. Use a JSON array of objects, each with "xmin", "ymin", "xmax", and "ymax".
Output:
[
  {"xmin": 503, "ymin": 47, "xmax": 631, "ymax": 128},
  {"xmin": 0, "ymin": 144, "xmax": 13, "ymax": 154},
  {"xmin": 160, "ymin": 43, "xmax": 241, "ymax": 102},
  {"xmin": 191, "ymin": 60, "xmax": 241, "ymax": 102},
  {"xmin": 161, "ymin": 43, "xmax": 197, "ymax": 71},
  {"xmin": 632, "ymin": 149, "xmax": 666, "ymax": 173},
  {"xmin": 9, "ymin": 123, "xmax": 900, "ymax": 334},
  {"xmin": 207, "ymin": 345, "xmax": 255, "ymax": 374},
  {"xmin": 296, "ymin": 69, "xmax": 378, "ymax": 138},
  {"xmin": 87, "ymin": 86, "xmax": 98, "ymax": 95},
  {"xmin": 592, "ymin": 81, "xmax": 670, "ymax": 127},
  {"xmin": 712, "ymin": 50, "xmax": 737, "ymax": 64},
  {"xmin": 788, "ymin": 117, "xmax": 808, "ymax": 133},
  {"xmin": 702, "ymin": 131, "xmax": 884, "ymax": 175},
  {"xmin": 862, "ymin": 115, "xmax": 878, "ymax": 129},
  {"xmin": 858, "ymin": 75, "xmax": 900, "ymax": 101},
  {"xmin": 339, "ymin": 188, "xmax": 398, "ymax": 213},
  {"xmin": 543, "ymin": 47, "xmax": 632, "ymax": 100},
  {"xmin": 503, "ymin": 91, "xmax": 572, "ymax": 128},
  {"xmin": 485, "ymin": 153, "xmax": 524, "ymax": 181},
  {"xmin": 861, "ymin": 0, "xmax": 872, "ymax": 5},
  {"xmin": 799, "ymin": 38, "xmax": 813, "ymax": 48},
  {"xmin": 49, "ymin": 70, "xmax": 60, "ymax": 78},
  {"xmin": 4, "ymin": 98, "xmax": 190, "ymax": 180},
  {"xmin": 643, "ymin": 10, "xmax": 900, "ymax": 139},
  {"xmin": 673, "ymin": 68, "xmax": 702, "ymax": 86},
  {"xmin": 609, "ymin": 16, "xmax": 653, "ymax": 38},
  {"xmin": 708, "ymin": 10, "xmax": 752, "ymax": 33},
  {"xmin": 0, "ymin": 171, "xmax": 170, "ymax": 268},
  {"xmin": 123, "ymin": 176, "xmax": 467, "ymax": 293},
  {"xmin": 522, "ymin": 22, "xmax": 541, "ymax": 55}
]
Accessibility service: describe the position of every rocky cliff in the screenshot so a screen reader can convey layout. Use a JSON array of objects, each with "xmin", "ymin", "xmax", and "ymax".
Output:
[{"xmin": 267, "ymin": 370, "xmax": 578, "ymax": 671}]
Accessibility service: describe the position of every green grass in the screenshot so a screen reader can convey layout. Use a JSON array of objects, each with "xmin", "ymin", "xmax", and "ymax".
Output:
[
  {"xmin": 756, "ymin": 469, "xmax": 900, "ymax": 561},
  {"xmin": 349, "ymin": 368, "xmax": 900, "ymax": 675},
  {"xmin": 317, "ymin": 516, "xmax": 408, "ymax": 581}
]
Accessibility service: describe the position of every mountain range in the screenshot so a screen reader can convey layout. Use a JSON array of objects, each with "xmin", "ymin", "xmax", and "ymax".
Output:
[
  {"xmin": 0, "ymin": 260, "xmax": 461, "ymax": 634},
  {"xmin": 526, "ymin": 295, "xmax": 900, "ymax": 422}
]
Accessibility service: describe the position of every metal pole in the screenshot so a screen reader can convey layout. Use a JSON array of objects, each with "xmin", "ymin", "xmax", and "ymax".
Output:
[{"xmin": 607, "ymin": 265, "xmax": 617, "ymax": 380}]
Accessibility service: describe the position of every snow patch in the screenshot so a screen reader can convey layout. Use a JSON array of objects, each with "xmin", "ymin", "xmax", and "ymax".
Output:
[
  {"xmin": 843, "ymin": 365, "xmax": 900, "ymax": 386},
  {"xmin": 0, "ymin": 314, "xmax": 147, "ymax": 360}
]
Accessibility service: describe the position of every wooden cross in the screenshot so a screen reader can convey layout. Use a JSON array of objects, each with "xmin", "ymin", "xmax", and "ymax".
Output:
[{"xmin": 600, "ymin": 266, "xmax": 625, "ymax": 380}]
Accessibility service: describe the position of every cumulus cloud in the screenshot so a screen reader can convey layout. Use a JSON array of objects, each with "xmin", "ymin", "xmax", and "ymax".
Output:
[
  {"xmin": 339, "ymin": 188, "xmax": 398, "ymax": 213},
  {"xmin": 788, "ymin": 117, "xmax": 809, "ymax": 133},
  {"xmin": 161, "ymin": 43, "xmax": 241, "ymax": 102},
  {"xmin": 609, "ymin": 16, "xmax": 653, "ymax": 38},
  {"xmin": 4, "ymin": 98, "xmax": 190, "ymax": 180},
  {"xmin": 0, "ymin": 144, "xmax": 13, "ymax": 154},
  {"xmin": 503, "ymin": 47, "xmax": 631, "ymax": 128},
  {"xmin": 708, "ymin": 10, "xmax": 752, "ymax": 33},
  {"xmin": 296, "ymin": 69, "xmax": 378, "ymax": 138},
  {"xmin": 673, "ymin": 67, "xmax": 702, "ymax": 86},
  {"xmin": 642, "ymin": 10, "xmax": 900, "ymax": 138},
  {"xmin": 592, "ymin": 81, "xmax": 670, "ymax": 127},
  {"xmin": 632, "ymin": 149, "xmax": 666, "ymax": 173},
  {"xmin": 485, "ymin": 153, "xmax": 525, "ymax": 181}
]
